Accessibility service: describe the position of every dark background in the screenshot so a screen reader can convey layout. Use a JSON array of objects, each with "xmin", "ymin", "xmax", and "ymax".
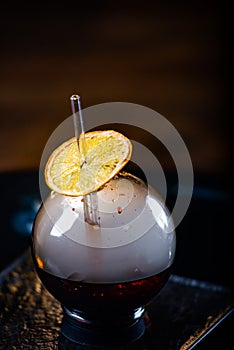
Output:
[
  {"xmin": 0, "ymin": 1, "xmax": 233, "ymax": 348},
  {"xmin": 0, "ymin": 1, "xmax": 232, "ymax": 174}
]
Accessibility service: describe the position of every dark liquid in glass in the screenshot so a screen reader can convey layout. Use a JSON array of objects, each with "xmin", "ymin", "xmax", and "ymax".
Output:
[{"xmin": 34, "ymin": 257, "xmax": 171, "ymax": 319}]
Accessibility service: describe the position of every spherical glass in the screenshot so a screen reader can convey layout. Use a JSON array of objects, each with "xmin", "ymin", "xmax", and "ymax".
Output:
[{"xmin": 31, "ymin": 172, "xmax": 176, "ymax": 346}]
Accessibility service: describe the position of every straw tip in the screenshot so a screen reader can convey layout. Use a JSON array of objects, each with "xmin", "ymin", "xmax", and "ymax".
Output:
[{"xmin": 70, "ymin": 94, "xmax": 80, "ymax": 101}]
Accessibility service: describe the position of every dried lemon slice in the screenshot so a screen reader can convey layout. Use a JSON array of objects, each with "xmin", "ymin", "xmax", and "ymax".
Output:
[{"xmin": 45, "ymin": 130, "xmax": 132, "ymax": 196}]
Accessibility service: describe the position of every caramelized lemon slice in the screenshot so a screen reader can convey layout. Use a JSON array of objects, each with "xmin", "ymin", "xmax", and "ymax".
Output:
[{"xmin": 45, "ymin": 130, "xmax": 132, "ymax": 196}]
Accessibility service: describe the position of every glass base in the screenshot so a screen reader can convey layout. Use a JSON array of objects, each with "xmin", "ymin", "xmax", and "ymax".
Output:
[{"xmin": 61, "ymin": 306, "xmax": 146, "ymax": 347}]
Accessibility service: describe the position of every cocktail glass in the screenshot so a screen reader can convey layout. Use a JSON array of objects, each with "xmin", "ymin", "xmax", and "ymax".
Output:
[
  {"xmin": 31, "ymin": 95, "xmax": 176, "ymax": 346},
  {"xmin": 31, "ymin": 171, "xmax": 176, "ymax": 346}
]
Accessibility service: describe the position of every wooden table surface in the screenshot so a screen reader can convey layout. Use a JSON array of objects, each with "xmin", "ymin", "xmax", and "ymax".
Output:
[{"xmin": 0, "ymin": 2, "xmax": 231, "ymax": 175}]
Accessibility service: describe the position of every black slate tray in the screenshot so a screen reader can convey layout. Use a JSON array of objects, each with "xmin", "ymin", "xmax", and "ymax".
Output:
[{"xmin": 0, "ymin": 249, "xmax": 233, "ymax": 350}]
